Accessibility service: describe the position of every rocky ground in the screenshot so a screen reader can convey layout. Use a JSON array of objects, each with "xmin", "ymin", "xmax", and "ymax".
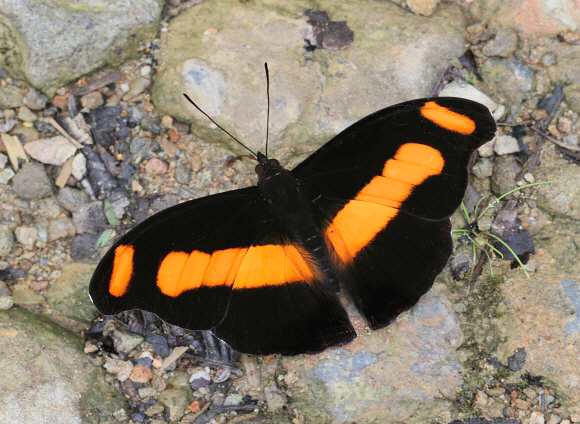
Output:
[{"xmin": 1, "ymin": 0, "xmax": 580, "ymax": 423}]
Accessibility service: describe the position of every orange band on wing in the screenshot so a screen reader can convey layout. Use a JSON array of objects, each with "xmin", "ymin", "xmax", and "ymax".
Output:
[
  {"xmin": 109, "ymin": 245, "xmax": 135, "ymax": 297},
  {"xmin": 233, "ymin": 244, "xmax": 316, "ymax": 289},
  {"xmin": 155, "ymin": 244, "xmax": 316, "ymax": 297},
  {"xmin": 421, "ymin": 101, "xmax": 476, "ymax": 135},
  {"xmin": 326, "ymin": 143, "xmax": 444, "ymax": 264}
]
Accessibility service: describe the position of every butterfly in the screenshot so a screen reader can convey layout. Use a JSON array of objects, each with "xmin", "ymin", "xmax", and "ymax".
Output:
[{"xmin": 89, "ymin": 96, "xmax": 496, "ymax": 356}]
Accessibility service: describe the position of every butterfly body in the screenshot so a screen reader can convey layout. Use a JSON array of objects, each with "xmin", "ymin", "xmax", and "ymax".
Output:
[{"xmin": 89, "ymin": 97, "xmax": 496, "ymax": 355}]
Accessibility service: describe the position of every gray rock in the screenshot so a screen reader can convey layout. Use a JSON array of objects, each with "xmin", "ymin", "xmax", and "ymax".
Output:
[
  {"xmin": 547, "ymin": 45, "xmax": 580, "ymax": 112},
  {"xmin": 48, "ymin": 217, "xmax": 76, "ymax": 241},
  {"xmin": 494, "ymin": 134, "xmax": 520, "ymax": 155},
  {"xmin": 70, "ymin": 201, "xmax": 106, "ymax": 234},
  {"xmin": 23, "ymin": 88, "xmax": 48, "ymax": 110},
  {"xmin": 153, "ymin": 1, "xmax": 469, "ymax": 157},
  {"xmin": 264, "ymin": 386, "xmax": 287, "ymax": 411},
  {"xmin": 12, "ymin": 162, "xmax": 54, "ymax": 199},
  {"xmin": 57, "ymin": 187, "xmax": 90, "ymax": 212},
  {"xmin": 534, "ymin": 165, "xmax": 580, "ymax": 220},
  {"xmin": 491, "ymin": 156, "xmax": 518, "ymax": 195},
  {"xmin": 140, "ymin": 115, "xmax": 161, "ymax": 134},
  {"xmin": 482, "ymin": 27, "xmax": 518, "ymax": 57},
  {"xmin": 0, "ymin": 224, "xmax": 14, "ymax": 256},
  {"xmin": 17, "ymin": 105, "xmax": 37, "ymax": 122},
  {"xmin": 46, "ymin": 263, "xmax": 97, "ymax": 323},
  {"xmin": 0, "ymin": 85, "xmax": 24, "ymax": 108},
  {"xmin": 80, "ymin": 91, "xmax": 104, "ymax": 110},
  {"xmin": 1, "ymin": 0, "xmax": 162, "ymax": 96},
  {"xmin": 0, "ymin": 153, "xmax": 8, "ymax": 169},
  {"xmin": 482, "ymin": 59, "xmax": 534, "ymax": 105},
  {"xmin": 122, "ymin": 76, "xmax": 151, "ymax": 101},
  {"xmin": 0, "ymin": 307, "xmax": 127, "ymax": 423},
  {"xmin": 14, "ymin": 226, "xmax": 38, "ymax": 249},
  {"xmin": 0, "ymin": 168, "xmax": 15, "ymax": 185},
  {"xmin": 283, "ymin": 287, "xmax": 463, "ymax": 422},
  {"xmin": 560, "ymin": 280, "xmax": 580, "ymax": 335},
  {"xmin": 438, "ymin": 80, "xmax": 504, "ymax": 120},
  {"xmin": 472, "ymin": 157, "xmax": 494, "ymax": 179}
]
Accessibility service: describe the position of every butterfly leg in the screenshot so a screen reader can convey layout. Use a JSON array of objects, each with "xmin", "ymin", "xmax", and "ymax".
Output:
[{"xmin": 202, "ymin": 330, "xmax": 237, "ymax": 364}]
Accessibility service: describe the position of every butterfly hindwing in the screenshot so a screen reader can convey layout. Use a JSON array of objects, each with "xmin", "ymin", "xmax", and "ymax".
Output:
[{"xmin": 292, "ymin": 97, "xmax": 496, "ymax": 328}]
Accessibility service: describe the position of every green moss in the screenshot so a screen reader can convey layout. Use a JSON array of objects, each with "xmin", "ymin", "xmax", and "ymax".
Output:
[{"xmin": 446, "ymin": 274, "xmax": 508, "ymax": 417}]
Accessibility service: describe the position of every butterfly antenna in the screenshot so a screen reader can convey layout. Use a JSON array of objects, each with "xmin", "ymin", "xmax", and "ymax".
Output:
[
  {"xmin": 182, "ymin": 93, "xmax": 257, "ymax": 157},
  {"xmin": 264, "ymin": 63, "xmax": 270, "ymax": 159}
]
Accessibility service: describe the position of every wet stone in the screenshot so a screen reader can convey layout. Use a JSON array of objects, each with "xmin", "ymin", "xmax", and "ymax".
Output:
[{"xmin": 12, "ymin": 162, "xmax": 54, "ymax": 200}]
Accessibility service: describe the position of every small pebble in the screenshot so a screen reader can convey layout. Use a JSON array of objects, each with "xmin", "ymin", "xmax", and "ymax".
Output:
[
  {"xmin": 80, "ymin": 91, "xmax": 104, "ymax": 109},
  {"xmin": 0, "ymin": 296, "xmax": 14, "ymax": 310},
  {"xmin": 17, "ymin": 105, "xmax": 37, "ymax": 122},
  {"xmin": 144, "ymin": 158, "xmax": 168, "ymax": 175},
  {"xmin": 0, "ymin": 168, "xmax": 15, "ymax": 184},
  {"xmin": 130, "ymin": 365, "xmax": 154, "ymax": 383},
  {"xmin": 140, "ymin": 65, "xmax": 151, "ymax": 76},
  {"xmin": 494, "ymin": 135, "xmax": 520, "ymax": 155}
]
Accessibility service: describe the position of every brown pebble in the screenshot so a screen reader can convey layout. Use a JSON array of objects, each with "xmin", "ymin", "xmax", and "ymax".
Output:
[
  {"xmin": 29, "ymin": 280, "xmax": 48, "ymax": 292},
  {"xmin": 144, "ymin": 158, "xmax": 168, "ymax": 175},
  {"xmin": 130, "ymin": 364, "xmax": 153, "ymax": 383},
  {"xmin": 188, "ymin": 400, "xmax": 201, "ymax": 413},
  {"xmin": 191, "ymin": 154, "xmax": 202, "ymax": 172},
  {"xmin": 168, "ymin": 128, "xmax": 180, "ymax": 142},
  {"xmin": 52, "ymin": 94, "xmax": 69, "ymax": 109},
  {"xmin": 513, "ymin": 398, "xmax": 532, "ymax": 410}
]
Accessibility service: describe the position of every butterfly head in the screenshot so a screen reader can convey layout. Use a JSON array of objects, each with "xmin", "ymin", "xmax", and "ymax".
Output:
[{"xmin": 255, "ymin": 151, "xmax": 283, "ymax": 180}]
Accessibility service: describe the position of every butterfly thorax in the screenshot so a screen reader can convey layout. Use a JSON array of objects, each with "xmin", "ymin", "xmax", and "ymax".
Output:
[{"xmin": 256, "ymin": 153, "xmax": 340, "ymax": 290}]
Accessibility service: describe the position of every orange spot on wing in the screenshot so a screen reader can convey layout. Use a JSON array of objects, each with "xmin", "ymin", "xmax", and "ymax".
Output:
[
  {"xmin": 109, "ymin": 245, "xmax": 135, "ymax": 297},
  {"xmin": 325, "ymin": 143, "xmax": 445, "ymax": 264},
  {"xmin": 421, "ymin": 101, "xmax": 476, "ymax": 135},
  {"xmin": 233, "ymin": 244, "xmax": 316, "ymax": 289}
]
